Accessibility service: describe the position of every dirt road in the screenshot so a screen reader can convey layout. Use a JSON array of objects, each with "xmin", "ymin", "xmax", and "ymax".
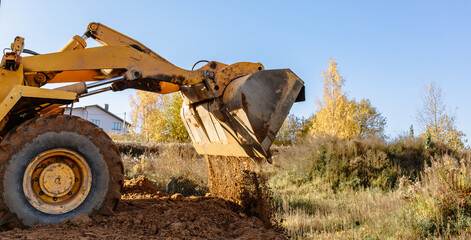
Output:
[{"xmin": 0, "ymin": 176, "xmax": 286, "ymax": 240}]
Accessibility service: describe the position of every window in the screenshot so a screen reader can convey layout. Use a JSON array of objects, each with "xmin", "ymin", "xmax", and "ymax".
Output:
[
  {"xmin": 112, "ymin": 122, "xmax": 122, "ymax": 131},
  {"xmin": 90, "ymin": 119, "xmax": 100, "ymax": 126}
]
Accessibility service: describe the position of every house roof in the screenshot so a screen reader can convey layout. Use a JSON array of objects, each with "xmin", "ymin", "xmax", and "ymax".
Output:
[{"xmin": 68, "ymin": 104, "xmax": 132, "ymax": 126}]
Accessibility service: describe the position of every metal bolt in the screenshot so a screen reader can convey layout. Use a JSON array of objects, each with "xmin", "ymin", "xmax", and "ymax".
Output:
[
  {"xmin": 70, "ymin": 164, "xmax": 74, "ymax": 169},
  {"xmin": 207, "ymin": 71, "xmax": 215, "ymax": 79},
  {"xmin": 89, "ymin": 23, "xmax": 98, "ymax": 31},
  {"xmin": 39, "ymin": 191, "xmax": 44, "ymax": 195},
  {"xmin": 68, "ymin": 191, "xmax": 72, "ymax": 195},
  {"xmin": 34, "ymin": 74, "xmax": 46, "ymax": 85},
  {"xmin": 133, "ymin": 71, "xmax": 142, "ymax": 79},
  {"xmin": 33, "ymin": 177, "xmax": 39, "ymax": 182},
  {"xmin": 75, "ymin": 178, "xmax": 79, "ymax": 182},
  {"xmin": 210, "ymin": 62, "xmax": 217, "ymax": 69},
  {"xmin": 53, "ymin": 197, "xmax": 57, "ymax": 201}
]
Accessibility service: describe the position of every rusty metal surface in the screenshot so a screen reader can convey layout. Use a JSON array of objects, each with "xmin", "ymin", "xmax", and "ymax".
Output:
[
  {"xmin": 180, "ymin": 62, "xmax": 264, "ymax": 104},
  {"xmin": 209, "ymin": 62, "xmax": 264, "ymax": 98}
]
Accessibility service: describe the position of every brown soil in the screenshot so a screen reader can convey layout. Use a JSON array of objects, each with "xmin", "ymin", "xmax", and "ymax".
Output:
[
  {"xmin": 0, "ymin": 176, "xmax": 286, "ymax": 240},
  {"xmin": 206, "ymin": 156, "xmax": 277, "ymax": 229}
]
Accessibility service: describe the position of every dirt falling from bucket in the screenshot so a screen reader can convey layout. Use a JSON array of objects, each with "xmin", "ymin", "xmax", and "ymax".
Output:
[{"xmin": 205, "ymin": 156, "xmax": 277, "ymax": 229}]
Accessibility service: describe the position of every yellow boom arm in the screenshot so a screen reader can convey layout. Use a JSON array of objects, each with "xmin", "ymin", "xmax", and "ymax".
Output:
[{"xmin": 0, "ymin": 22, "xmax": 304, "ymax": 159}]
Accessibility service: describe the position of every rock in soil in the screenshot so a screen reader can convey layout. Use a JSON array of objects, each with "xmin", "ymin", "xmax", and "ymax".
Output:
[{"xmin": 69, "ymin": 214, "xmax": 92, "ymax": 226}]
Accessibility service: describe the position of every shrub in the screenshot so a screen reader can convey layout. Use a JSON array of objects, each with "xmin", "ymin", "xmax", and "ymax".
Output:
[
  {"xmin": 272, "ymin": 135, "xmax": 453, "ymax": 191},
  {"xmin": 403, "ymin": 155, "xmax": 471, "ymax": 237}
]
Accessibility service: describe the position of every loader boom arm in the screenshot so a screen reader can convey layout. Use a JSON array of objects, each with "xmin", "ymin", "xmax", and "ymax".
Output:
[
  {"xmin": 21, "ymin": 22, "xmax": 262, "ymax": 96},
  {"xmin": 0, "ymin": 22, "xmax": 304, "ymax": 159}
]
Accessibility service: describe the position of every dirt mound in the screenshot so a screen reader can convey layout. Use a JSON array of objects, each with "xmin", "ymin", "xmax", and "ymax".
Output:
[
  {"xmin": 123, "ymin": 175, "xmax": 165, "ymax": 196},
  {"xmin": 0, "ymin": 177, "xmax": 286, "ymax": 239}
]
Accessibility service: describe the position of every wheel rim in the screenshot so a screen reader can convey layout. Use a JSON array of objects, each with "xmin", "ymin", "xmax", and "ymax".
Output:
[{"xmin": 23, "ymin": 148, "xmax": 92, "ymax": 214}]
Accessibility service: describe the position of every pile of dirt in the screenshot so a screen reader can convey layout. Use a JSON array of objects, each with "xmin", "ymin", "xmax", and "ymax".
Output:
[
  {"xmin": 0, "ymin": 176, "xmax": 286, "ymax": 239},
  {"xmin": 122, "ymin": 175, "xmax": 165, "ymax": 197}
]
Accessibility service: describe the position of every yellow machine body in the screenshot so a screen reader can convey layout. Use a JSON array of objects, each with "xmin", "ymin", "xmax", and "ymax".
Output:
[{"xmin": 0, "ymin": 22, "xmax": 304, "ymax": 158}]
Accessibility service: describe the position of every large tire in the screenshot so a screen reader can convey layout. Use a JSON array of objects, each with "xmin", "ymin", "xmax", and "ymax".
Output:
[{"xmin": 0, "ymin": 115, "xmax": 123, "ymax": 228}]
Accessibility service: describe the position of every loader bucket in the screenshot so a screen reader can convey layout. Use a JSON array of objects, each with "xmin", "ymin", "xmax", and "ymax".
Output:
[{"xmin": 181, "ymin": 69, "xmax": 304, "ymax": 159}]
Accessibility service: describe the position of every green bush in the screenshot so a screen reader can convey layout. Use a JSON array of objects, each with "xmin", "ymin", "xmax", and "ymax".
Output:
[{"xmin": 273, "ymin": 135, "xmax": 453, "ymax": 191}]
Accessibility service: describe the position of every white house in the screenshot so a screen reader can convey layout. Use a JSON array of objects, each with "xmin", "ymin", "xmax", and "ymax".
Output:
[{"xmin": 65, "ymin": 104, "xmax": 131, "ymax": 133}]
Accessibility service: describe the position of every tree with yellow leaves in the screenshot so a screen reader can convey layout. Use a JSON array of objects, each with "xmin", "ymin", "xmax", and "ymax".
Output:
[
  {"xmin": 311, "ymin": 58, "xmax": 350, "ymax": 138},
  {"xmin": 417, "ymin": 81, "xmax": 466, "ymax": 150},
  {"xmin": 311, "ymin": 58, "xmax": 386, "ymax": 139},
  {"xmin": 130, "ymin": 91, "xmax": 189, "ymax": 142},
  {"xmin": 351, "ymin": 99, "xmax": 386, "ymax": 137}
]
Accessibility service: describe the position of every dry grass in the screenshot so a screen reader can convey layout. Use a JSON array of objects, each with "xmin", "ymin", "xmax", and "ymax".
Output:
[
  {"xmin": 400, "ymin": 155, "xmax": 471, "ymax": 238},
  {"xmin": 267, "ymin": 137, "xmax": 471, "ymax": 239},
  {"xmin": 118, "ymin": 142, "xmax": 208, "ymax": 195},
  {"xmin": 267, "ymin": 145, "xmax": 408, "ymax": 239},
  {"xmin": 116, "ymin": 136, "xmax": 471, "ymax": 239},
  {"xmin": 270, "ymin": 176, "xmax": 406, "ymax": 239}
]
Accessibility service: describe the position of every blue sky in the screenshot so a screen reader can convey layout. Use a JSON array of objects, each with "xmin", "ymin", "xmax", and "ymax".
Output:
[{"xmin": 1, "ymin": 1, "xmax": 470, "ymax": 141}]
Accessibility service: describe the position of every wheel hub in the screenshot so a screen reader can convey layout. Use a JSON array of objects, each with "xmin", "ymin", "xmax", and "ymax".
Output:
[
  {"xmin": 23, "ymin": 149, "xmax": 92, "ymax": 214},
  {"xmin": 39, "ymin": 163, "xmax": 75, "ymax": 198}
]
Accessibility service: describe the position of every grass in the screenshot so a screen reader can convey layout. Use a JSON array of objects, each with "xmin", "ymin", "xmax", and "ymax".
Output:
[
  {"xmin": 267, "ymin": 136, "xmax": 471, "ymax": 239},
  {"xmin": 116, "ymin": 135, "xmax": 471, "ymax": 239},
  {"xmin": 268, "ymin": 157, "xmax": 409, "ymax": 239},
  {"xmin": 117, "ymin": 142, "xmax": 208, "ymax": 196}
]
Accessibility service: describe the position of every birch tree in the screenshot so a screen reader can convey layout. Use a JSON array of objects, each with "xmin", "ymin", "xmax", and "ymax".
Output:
[
  {"xmin": 417, "ymin": 81, "xmax": 466, "ymax": 150},
  {"xmin": 311, "ymin": 58, "xmax": 353, "ymax": 138},
  {"xmin": 311, "ymin": 58, "xmax": 386, "ymax": 139}
]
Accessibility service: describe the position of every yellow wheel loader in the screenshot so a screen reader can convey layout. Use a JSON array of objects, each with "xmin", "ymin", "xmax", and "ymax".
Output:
[{"xmin": 0, "ymin": 23, "xmax": 304, "ymax": 228}]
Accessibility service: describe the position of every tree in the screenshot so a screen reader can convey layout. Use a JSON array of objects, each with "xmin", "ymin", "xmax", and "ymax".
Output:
[
  {"xmin": 351, "ymin": 99, "xmax": 386, "ymax": 137},
  {"xmin": 409, "ymin": 125, "xmax": 415, "ymax": 138},
  {"xmin": 311, "ymin": 58, "xmax": 386, "ymax": 139},
  {"xmin": 311, "ymin": 58, "xmax": 353, "ymax": 139},
  {"xmin": 417, "ymin": 81, "xmax": 466, "ymax": 150},
  {"xmin": 130, "ymin": 91, "xmax": 189, "ymax": 142},
  {"xmin": 274, "ymin": 115, "xmax": 312, "ymax": 145}
]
